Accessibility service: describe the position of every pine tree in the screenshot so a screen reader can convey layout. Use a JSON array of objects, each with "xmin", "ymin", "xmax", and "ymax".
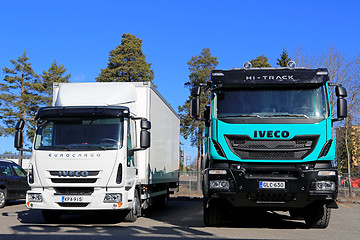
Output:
[
  {"xmin": 277, "ymin": 48, "xmax": 291, "ymax": 67},
  {"xmin": 250, "ymin": 55, "xmax": 271, "ymax": 67},
  {"xmin": 178, "ymin": 48, "xmax": 218, "ymax": 171},
  {"xmin": 0, "ymin": 51, "xmax": 40, "ymax": 165},
  {"xmin": 96, "ymin": 33, "xmax": 154, "ymax": 84},
  {"xmin": 41, "ymin": 60, "xmax": 71, "ymax": 106}
]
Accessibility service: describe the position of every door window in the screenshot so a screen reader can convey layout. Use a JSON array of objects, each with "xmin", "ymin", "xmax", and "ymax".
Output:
[
  {"xmin": 0, "ymin": 163, "xmax": 13, "ymax": 176},
  {"xmin": 12, "ymin": 165, "xmax": 26, "ymax": 177},
  {"xmin": 127, "ymin": 121, "xmax": 134, "ymax": 167}
]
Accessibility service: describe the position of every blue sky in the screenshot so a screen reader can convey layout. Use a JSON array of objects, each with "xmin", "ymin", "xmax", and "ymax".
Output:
[{"xmin": 1, "ymin": 0, "xmax": 360, "ymax": 159}]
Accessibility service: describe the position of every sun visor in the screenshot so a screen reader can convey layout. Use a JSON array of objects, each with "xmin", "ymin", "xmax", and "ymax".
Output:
[{"xmin": 211, "ymin": 68, "xmax": 329, "ymax": 88}]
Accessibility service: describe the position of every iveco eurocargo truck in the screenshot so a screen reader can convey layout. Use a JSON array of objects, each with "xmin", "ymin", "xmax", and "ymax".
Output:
[{"xmin": 15, "ymin": 82, "xmax": 180, "ymax": 223}]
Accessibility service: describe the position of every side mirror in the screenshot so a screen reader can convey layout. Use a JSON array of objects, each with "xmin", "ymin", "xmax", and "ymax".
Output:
[
  {"xmin": 191, "ymin": 86, "xmax": 201, "ymax": 97},
  {"xmin": 190, "ymin": 97, "xmax": 200, "ymax": 119},
  {"xmin": 14, "ymin": 130, "xmax": 23, "ymax": 150},
  {"xmin": 336, "ymin": 86, "xmax": 347, "ymax": 98},
  {"xmin": 332, "ymin": 86, "xmax": 348, "ymax": 122},
  {"xmin": 140, "ymin": 130, "xmax": 150, "ymax": 149},
  {"xmin": 204, "ymin": 105, "xmax": 211, "ymax": 127},
  {"xmin": 141, "ymin": 119, "xmax": 151, "ymax": 130},
  {"xmin": 337, "ymin": 98, "xmax": 347, "ymax": 119},
  {"xmin": 15, "ymin": 118, "xmax": 25, "ymax": 130}
]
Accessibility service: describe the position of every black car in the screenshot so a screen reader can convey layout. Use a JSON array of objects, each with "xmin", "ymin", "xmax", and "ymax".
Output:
[{"xmin": 0, "ymin": 160, "xmax": 30, "ymax": 208}]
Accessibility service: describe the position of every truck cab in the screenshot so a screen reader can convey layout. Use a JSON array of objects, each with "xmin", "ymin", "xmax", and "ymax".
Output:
[{"xmin": 191, "ymin": 64, "xmax": 347, "ymax": 228}]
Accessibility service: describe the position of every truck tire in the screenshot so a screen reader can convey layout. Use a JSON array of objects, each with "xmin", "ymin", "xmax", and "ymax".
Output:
[
  {"xmin": 203, "ymin": 198, "xmax": 223, "ymax": 227},
  {"xmin": 304, "ymin": 204, "xmax": 331, "ymax": 228},
  {"xmin": 42, "ymin": 210, "xmax": 62, "ymax": 223},
  {"xmin": 156, "ymin": 189, "xmax": 169, "ymax": 209},
  {"xmin": 124, "ymin": 190, "xmax": 141, "ymax": 222},
  {"xmin": 0, "ymin": 189, "xmax": 6, "ymax": 208}
]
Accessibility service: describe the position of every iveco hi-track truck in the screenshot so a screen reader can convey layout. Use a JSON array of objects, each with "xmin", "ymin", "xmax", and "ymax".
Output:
[
  {"xmin": 190, "ymin": 62, "xmax": 347, "ymax": 228},
  {"xmin": 15, "ymin": 82, "xmax": 180, "ymax": 223}
]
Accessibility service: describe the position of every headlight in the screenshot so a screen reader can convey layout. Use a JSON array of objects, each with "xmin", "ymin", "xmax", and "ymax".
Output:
[
  {"xmin": 210, "ymin": 180, "xmax": 230, "ymax": 190},
  {"xmin": 104, "ymin": 193, "xmax": 122, "ymax": 203},
  {"xmin": 315, "ymin": 181, "xmax": 335, "ymax": 191},
  {"xmin": 28, "ymin": 193, "xmax": 43, "ymax": 202}
]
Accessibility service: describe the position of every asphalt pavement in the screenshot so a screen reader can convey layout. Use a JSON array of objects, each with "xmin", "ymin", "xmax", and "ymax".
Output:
[{"xmin": 0, "ymin": 198, "xmax": 359, "ymax": 240}]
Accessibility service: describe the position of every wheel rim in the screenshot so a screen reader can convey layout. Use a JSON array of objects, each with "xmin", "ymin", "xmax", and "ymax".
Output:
[{"xmin": 0, "ymin": 192, "xmax": 5, "ymax": 206}]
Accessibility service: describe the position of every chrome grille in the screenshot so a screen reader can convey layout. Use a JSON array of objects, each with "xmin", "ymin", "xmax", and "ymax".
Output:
[{"xmin": 51, "ymin": 178, "xmax": 97, "ymax": 184}]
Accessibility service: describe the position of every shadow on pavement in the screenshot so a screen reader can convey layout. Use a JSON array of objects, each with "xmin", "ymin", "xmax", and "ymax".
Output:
[{"xmin": 2, "ymin": 197, "xmax": 308, "ymax": 240}]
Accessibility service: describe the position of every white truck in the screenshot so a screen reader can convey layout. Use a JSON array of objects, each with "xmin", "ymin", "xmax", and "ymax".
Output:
[{"xmin": 14, "ymin": 82, "xmax": 180, "ymax": 222}]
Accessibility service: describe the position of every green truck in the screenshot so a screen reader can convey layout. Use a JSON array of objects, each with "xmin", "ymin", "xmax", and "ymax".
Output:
[{"xmin": 191, "ymin": 62, "xmax": 347, "ymax": 228}]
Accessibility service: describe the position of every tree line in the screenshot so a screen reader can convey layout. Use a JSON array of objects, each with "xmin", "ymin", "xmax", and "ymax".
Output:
[{"xmin": 1, "ymin": 33, "xmax": 359, "ymax": 174}]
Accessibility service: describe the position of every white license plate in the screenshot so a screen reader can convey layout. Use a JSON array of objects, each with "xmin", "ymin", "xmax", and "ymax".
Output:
[
  {"xmin": 61, "ymin": 196, "xmax": 83, "ymax": 202},
  {"xmin": 259, "ymin": 181, "xmax": 285, "ymax": 189}
]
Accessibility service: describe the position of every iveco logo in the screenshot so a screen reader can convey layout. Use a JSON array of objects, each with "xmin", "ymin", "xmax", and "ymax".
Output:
[
  {"xmin": 254, "ymin": 130, "xmax": 290, "ymax": 138},
  {"xmin": 58, "ymin": 171, "xmax": 89, "ymax": 177}
]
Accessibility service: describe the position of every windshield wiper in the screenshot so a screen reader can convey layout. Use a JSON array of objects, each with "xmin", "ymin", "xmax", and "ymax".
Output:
[
  {"xmin": 264, "ymin": 114, "xmax": 309, "ymax": 119},
  {"xmin": 68, "ymin": 145, "xmax": 107, "ymax": 150},
  {"xmin": 39, "ymin": 145, "xmax": 71, "ymax": 151},
  {"xmin": 220, "ymin": 114, "xmax": 261, "ymax": 118}
]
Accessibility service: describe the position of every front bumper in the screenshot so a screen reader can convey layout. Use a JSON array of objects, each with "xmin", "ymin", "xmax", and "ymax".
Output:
[
  {"xmin": 26, "ymin": 187, "xmax": 132, "ymax": 211},
  {"xmin": 204, "ymin": 164, "xmax": 338, "ymax": 209}
]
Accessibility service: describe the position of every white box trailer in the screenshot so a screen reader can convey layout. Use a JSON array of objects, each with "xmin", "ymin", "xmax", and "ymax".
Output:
[{"xmin": 16, "ymin": 82, "xmax": 179, "ymax": 223}]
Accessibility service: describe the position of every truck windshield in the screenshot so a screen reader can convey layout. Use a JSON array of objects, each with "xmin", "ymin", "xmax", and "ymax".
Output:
[
  {"xmin": 34, "ymin": 118, "xmax": 123, "ymax": 150},
  {"xmin": 216, "ymin": 85, "xmax": 329, "ymax": 119}
]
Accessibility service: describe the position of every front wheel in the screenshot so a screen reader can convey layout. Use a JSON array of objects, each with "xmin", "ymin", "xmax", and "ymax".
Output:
[
  {"xmin": 304, "ymin": 204, "xmax": 331, "ymax": 228},
  {"xmin": 203, "ymin": 198, "xmax": 223, "ymax": 227},
  {"xmin": 124, "ymin": 190, "xmax": 141, "ymax": 222}
]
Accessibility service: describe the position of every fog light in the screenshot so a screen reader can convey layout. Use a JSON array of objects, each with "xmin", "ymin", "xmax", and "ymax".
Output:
[
  {"xmin": 209, "ymin": 170, "xmax": 227, "ymax": 175},
  {"xmin": 28, "ymin": 193, "xmax": 43, "ymax": 202},
  {"xmin": 315, "ymin": 181, "xmax": 335, "ymax": 191},
  {"xmin": 210, "ymin": 180, "xmax": 230, "ymax": 190},
  {"xmin": 104, "ymin": 193, "xmax": 122, "ymax": 203},
  {"xmin": 318, "ymin": 171, "xmax": 336, "ymax": 176}
]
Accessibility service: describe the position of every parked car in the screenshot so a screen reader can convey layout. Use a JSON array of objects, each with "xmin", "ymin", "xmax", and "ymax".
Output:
[{"xmin": 0, "ymin": 160, "xmax": 30, "ymax": 208}]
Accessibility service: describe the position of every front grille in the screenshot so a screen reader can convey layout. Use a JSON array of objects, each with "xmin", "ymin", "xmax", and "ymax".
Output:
[
  {"xmin": 49, "ymin": 171, "xmax": 100, "ymax": 176},
  {"xmin": 225, "ymin": 135, "xmax": 319, "ymax": 160},
  {"xmin": 51, "ymin": 178, "xmax": 97, "ymax": 184},
  {"xmin": 57, "ymin": 203, "xmax": 89, "ymax": 208},
  {"xmin": 54, "ymin": 187, "xmax": 94, "ymax": 195}
]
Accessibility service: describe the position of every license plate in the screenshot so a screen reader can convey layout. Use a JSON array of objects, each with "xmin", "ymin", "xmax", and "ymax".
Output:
[
  {"xmin": 61, "ymin": 196, "xmax": 83, "ymax": 202},
  {"xmin": 259, "ymin": 181, "xmax": 285, "ymax": 189}
]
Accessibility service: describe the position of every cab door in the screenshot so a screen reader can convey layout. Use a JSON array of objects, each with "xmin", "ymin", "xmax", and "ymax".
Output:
[
  {"xmin": 0, "ymin": 162, "xmax": 17, "ymax": 199},
  {"xmin": 126, "ymin": 119, "xmax": 137, "ymax": 183},
  {"xmin": 11, "ymin": 164, "xmax": 29, "ymax": 199}
]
